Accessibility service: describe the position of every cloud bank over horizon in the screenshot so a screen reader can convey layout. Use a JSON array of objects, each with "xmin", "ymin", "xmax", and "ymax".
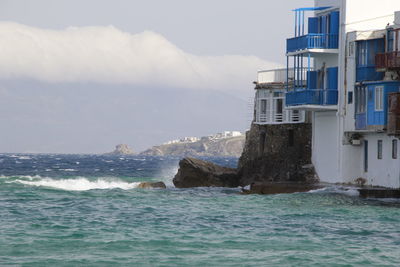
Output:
[{"xmin": 0, "ymin": 22, "xmax": 279, "ymax": 96}]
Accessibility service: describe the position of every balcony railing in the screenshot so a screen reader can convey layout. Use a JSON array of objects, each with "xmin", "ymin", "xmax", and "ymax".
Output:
[
  {"xmin": 375, "ymin": 52, "xmax": 400, "ymax": 70},
  {"xmin": 255, "ymin": 110, "xmax": 305, "ymax": 124},
  {"xmin": 287, "ymin": 33, "xmax": 339, "ymax": 53},
  {"xmin": 356, "ymin": 66, "xmax": 384, "ymax": 82},
  {"xmin": 286, "ymin": 89, "xmax": 338, "ymax": 106}
]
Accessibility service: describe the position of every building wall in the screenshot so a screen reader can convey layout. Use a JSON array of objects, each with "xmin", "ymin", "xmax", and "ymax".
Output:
[
  {"xmin": 306, "ymin": 0, "xmax": 400, "ymax": 188},
  {"xmin": 343, "ymin": 31, "xmax": 357, "ymax": 132},
  {"xmin": 340, "ymin": 144, "xmax": 363, "ymax": 183},
  {"xmin": 340, "ymin": 0, "xmax": 400, "ymax": 188},
  {"xmin": 363, "ymin": 134, "xmax": 400, "ymax": 188},
  {"xmin": 345, "ymin": 1, "xmax": 398, "ymax": 33},
  {"xmin": 315, "ymin": 0, "xmax": 344, "ymax": 9},
  {"xmin": 312, "ymin": 111, "xmax": 340, "ymax": 183}
]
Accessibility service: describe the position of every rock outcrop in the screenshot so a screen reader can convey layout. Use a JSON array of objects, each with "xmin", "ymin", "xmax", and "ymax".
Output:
[
  {"xmin": 107, "ymin": 144, "xmax": 135, "ymax": 155},
  {"xmin": 140, "ymin": 136, "xmax": 245, "ymax": 157},
  {"xmin": 173, "ymin": 157, "xmax": 239, "ymax": 188},
  {"xmin": 237, "ymin": 123, "xmax": 317, "ymax": 186},
  {"xmin": 137, "ymin": 181, "xmax": 167, "ymax": 189},
  {"xmin": 173, "ymin": 123, "xmax": 317, "ymax": 193}
]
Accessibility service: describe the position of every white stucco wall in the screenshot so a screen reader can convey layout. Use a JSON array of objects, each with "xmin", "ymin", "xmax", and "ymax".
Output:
[
  {"xmin": 363, "ymin": 134, "xmax": 400, "ymax": 188},
  {"xmin": 340, "ymin": 145, "xmax": 363, "ymax": 183},
  {"xmin": 315, "ymin": 0, "xmax": 343, "ymax": 9},
  {"xmin": 342, "ymin": 32, "xmax": 357, "ymax": 132},
  {"xmin": 345, "ymin": 0, "xmax": 399, "ymax": 33},
  {"xmin": 312, "ymin": 111, "xmax": 340, "ymax": 183}
]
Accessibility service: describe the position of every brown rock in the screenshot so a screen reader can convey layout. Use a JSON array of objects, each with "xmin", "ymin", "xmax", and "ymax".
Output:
[
  {"xmin": 173, "ymin": 157, "xmax": 239, "ymax": 188},
  {"xmin": 137, "ymin": 181, "xmax": 167, "ymax": 189}
]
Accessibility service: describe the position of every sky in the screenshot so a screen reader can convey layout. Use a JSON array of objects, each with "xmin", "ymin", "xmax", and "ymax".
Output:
[{"xmin": 0, "ymin": 0, "xmax": 310, "ymax": 154}]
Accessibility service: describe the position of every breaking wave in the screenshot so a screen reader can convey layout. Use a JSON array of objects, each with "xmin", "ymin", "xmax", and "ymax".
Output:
[
  {"xmin": 11, "ymin": 176, "xmax": 141, "ymax": 191},
  {"xmin": 308, "ymin": 186, "xmax": 360, "ymax": 197}
]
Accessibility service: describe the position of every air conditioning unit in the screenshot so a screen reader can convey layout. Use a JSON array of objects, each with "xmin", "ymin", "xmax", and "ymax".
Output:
[{"xmin": 351, "ymin": 139, "xmax": 361, "ymax": 146}]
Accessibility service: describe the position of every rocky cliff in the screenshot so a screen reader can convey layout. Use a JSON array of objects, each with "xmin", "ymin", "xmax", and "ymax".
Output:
[{"xmin": 140, "ymin": 136, "xmax": 245, "ymax": 157}]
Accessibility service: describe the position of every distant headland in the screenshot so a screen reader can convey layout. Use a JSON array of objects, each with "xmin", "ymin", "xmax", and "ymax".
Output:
[{"xmin": 105, "ymin": 131, "xmax": 245, "ymax": 157}]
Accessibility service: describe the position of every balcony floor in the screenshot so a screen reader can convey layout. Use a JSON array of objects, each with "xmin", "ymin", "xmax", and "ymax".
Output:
[
  {"xmin": 285, "ymin": 104, "xmax": 338, "ymax": 111},
  {"xmin": 286, "ymin": 48, "xmax": 339, "ymax": 57}
]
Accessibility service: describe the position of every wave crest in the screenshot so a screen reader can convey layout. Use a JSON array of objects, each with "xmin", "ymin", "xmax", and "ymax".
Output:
[{"xmin": 13, "ymin": 177, "xmax": 141, "ymax": 191}]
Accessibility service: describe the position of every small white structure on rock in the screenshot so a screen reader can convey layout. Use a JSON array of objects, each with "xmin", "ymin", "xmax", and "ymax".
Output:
[{"xmin": 254, "ymin": 68, "xmax": 306, "ymax": 124}]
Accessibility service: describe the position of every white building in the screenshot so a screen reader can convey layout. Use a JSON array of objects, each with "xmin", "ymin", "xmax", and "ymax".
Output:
[
  {"xmin": 285, "ymin": 0, "xmax": 400, "ymax": 188},
  {"xmin": 254, "ymin": 68, "xmax": 306, "ymax": 124}
]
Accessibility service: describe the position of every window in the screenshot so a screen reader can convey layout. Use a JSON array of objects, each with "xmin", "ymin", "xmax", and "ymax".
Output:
[
  {"xmin": 392, "ymin": 140, "xmax": 398, "ymax": 159},
  {"xmin": 377, "ymin": 140, "xmax": 383, "ymax": 160},
  {"xmin": 375, "ymin": 86, "xmax": 384, "ymax": 111},
  {"xmin": 355, "ymin": 86, "xmax": 366, "ymax": 114},
  {"xmin": 348, "ymin": 91, "xmax": 353, "ymax": 104},
  {"xmin": 388, "ymin": 29, "xmax": 394, "ymax": 52},
  {"xmin": 348, "ymin": 42, "xmax": 355, "ymax": 56},
  {"xmin": 357, "ymin": 39, "xmax": 385, "ymax": 67},
  {"xmin": 357, "ymin": 41, "xmax": 367, "ymax": 66},
  {"xmin": 260, "ymin": 99, "xmax": 267, "ymax": 115}
]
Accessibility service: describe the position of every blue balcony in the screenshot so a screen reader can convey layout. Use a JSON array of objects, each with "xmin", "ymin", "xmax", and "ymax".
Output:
[
  {"xmin": 287, "ymin": 33, "xmax": 339, "ymax": 53},
  {"xmin": 286, "ymin": 89, "xmax": 338, "ymax": 106},
  {"xmin": 356, "ymin": 66, "xmax": 384, "ymax": 82}
]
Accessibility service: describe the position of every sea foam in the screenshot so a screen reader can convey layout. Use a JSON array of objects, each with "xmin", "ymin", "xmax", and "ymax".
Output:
[
  {"xmin": 308, "ymin": 186, "xmax": 360, "ymax": 197},
  {"xmin": 14, "ymin": 177, "xmax": 141, "ymax": 191}
]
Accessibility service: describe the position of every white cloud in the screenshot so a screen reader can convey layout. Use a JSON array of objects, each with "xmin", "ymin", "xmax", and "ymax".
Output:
[{"xmin": 0, "ymin": 22, "xmax": 279, "ymax": 95}]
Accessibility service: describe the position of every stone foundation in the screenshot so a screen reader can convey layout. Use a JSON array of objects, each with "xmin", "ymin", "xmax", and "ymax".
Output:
[{"xmin": 238, "ymin": 123, "xmax": 316, "ymax": 186}]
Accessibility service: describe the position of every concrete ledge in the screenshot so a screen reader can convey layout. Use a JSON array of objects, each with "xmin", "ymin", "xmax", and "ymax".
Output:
[
  {"xmin": 242, "ymin": 182, "xmax": 322, "ymax": 195},
  {"xmin": 359, "ymin": 188, "xmax": 400, "ymax": 198}
]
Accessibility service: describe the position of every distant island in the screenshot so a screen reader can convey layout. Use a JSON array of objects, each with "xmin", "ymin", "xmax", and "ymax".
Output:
[
  {"xmin": 139, "ymin": 131, "xmax": 245, "ymax": 157},
  {"xmin": 107, "ymin": 144, "xmax": 135, "ymax": 155}
]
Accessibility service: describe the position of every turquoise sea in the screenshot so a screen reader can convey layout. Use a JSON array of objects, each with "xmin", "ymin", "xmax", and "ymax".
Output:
[{"xmin": 0, "ymin": 154, "xmax": 399, "ymax": 266}]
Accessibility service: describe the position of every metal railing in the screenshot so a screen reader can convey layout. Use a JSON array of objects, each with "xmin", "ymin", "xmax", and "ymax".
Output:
[
  {"xmin": 285, "ymin": 89, "xmax": 338, "ymax": 106},
  {"xmin": 375, "ymin": 52, "xmax": 400, "ymax": 69},
  {"xmin": 255, "ymin": 109, "xmax": 305, "ymax": 124},
  {"xmin": 286, "ymin": 33, "xmax": 339, "ymax": 53}
]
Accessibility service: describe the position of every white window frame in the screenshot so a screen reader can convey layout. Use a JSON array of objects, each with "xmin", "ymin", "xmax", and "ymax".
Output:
[
  {"xmin": 375, "ymin": 86, "xmax": 384, "ymax": 111},
  {"xmin": 377, "ymin": 140, "xmax": 383, "ymax": 160},
  {"xmin": 392, "ymin": 139, "xmax": 398, "ymax": 159}
]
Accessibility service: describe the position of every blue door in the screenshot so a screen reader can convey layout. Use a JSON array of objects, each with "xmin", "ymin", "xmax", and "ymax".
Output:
[{"xmin": 367, "ymin": 85, "xmax": 375, "ymax": 125}]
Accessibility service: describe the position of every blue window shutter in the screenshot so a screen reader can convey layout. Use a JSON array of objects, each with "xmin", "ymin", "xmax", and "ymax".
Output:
[
  {"xmin": 308, "ymin": 17, "xmax": 318, "ymax": 34},
  {"xmin": 307, "ymin": 71, "xmax": 318, "ymax": 89},
  {"xmin": 330, "ymin": 11, "xmax": 340, "ymax": 34},
  {"xmin": 327, "ymin": 67, "xmax": 338, "ymax": 90}
]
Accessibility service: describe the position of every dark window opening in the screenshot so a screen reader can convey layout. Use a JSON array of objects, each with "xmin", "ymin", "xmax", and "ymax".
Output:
[
  {"xmin": 392, "ymin": 139, "xmax": 398, "ymax": 159},
  {"xmin": 348, "ymin": 91, "xmax": 353, "ymax": 104},
  {"xmin": 377, "ymin": 140, "xmax": 383, "ymax": 160}
]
